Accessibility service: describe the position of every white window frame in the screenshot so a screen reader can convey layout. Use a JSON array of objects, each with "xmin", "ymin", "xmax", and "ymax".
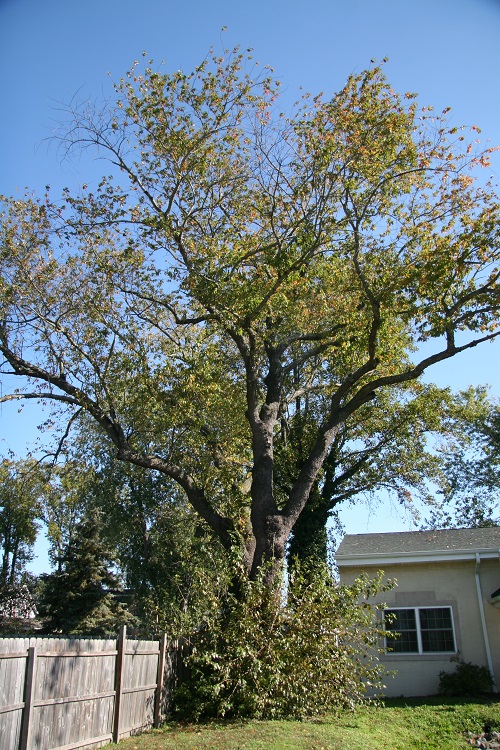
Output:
[{"xmin": 384, "ymin": 606, "xmax": 456, "ymax": 655}]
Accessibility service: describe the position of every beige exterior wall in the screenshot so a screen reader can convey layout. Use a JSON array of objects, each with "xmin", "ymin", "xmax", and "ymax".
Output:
[{"xmin": 339, "ymin": 557, "xmax": 500, "ymax": 697}]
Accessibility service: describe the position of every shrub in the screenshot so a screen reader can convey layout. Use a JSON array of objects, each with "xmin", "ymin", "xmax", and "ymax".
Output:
[
  {"xmin": 173, "ymin": 564, "xmax": 393, "ymax": 720},
  {"xmin": 438, "ymin": 655, "xmax": 494, "ymax": 696}
]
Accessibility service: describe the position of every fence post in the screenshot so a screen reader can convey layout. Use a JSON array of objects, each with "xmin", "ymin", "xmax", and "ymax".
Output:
[
  {"xmin": 19, "ymin": 644, "xmax": 37, "ymax": 750},
  {"xmin": 154, "ymin": 633, "xmax": 167, "ymax": 728},
  {"xmin": 113, "ymin": 625, "xmax": 126, "ymax": 743}
]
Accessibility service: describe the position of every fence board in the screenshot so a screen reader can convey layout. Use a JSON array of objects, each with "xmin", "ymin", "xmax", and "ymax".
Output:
[
  {"xmin": 112, "ymin": 627, "xmax": 126, "ymax": 743},
  {"xmin": 154, "ymin": 634, "xmax": 167, "ymax": 728},
  {"xmin": 0, "ymin": 638, "xmax": 29, "ymax": 750},
  {"xmin": 19, "ymin": 646, "xmax": 36, "ymax": 750},
  {"xmin": 115, "ymin": 636, "xmax": 161, "ymax": 741}
]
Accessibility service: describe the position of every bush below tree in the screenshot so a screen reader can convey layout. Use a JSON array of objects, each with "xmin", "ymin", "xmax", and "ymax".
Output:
[{"xmin": 173, "ymin": 565, "xmax": 393, "ymax": 720}]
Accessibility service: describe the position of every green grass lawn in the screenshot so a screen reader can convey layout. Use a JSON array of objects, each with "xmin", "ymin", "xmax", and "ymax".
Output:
[{"xmin": 115, "ymin": 696, "xmax": 500, "ymax": 750}]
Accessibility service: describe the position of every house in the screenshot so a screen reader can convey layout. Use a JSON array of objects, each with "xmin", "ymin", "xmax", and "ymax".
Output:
[
  {"xmin": 335, "ymin": 527, "xmax": 500, "ymax": 697},
  {"xmin": 0, "ymin": 584, "xmax": 39, "ymax": 634}
]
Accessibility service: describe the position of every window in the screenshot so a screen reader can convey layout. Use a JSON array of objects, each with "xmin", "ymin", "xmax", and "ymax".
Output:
[{"xmin": 384, "ymin": 607, "xmax": 456, "ymax": 654}]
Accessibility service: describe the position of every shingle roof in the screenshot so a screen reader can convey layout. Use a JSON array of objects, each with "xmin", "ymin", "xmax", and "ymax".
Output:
[{"xmin": 336, "ymin": 527, "xmax": 500, "ymax": 559}]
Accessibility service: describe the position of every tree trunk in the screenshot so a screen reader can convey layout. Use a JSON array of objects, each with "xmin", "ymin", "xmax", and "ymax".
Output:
[
  {"xmin": 249, "ymin": 511, "xmax": 289, "ymax": 583},
  {"xmin": 1, "ymin": 537, "xmax": 11, "ymax": 586},
  {"xmin": 9, "ymin": 538, "xmax": 19, "ymax": 585}
]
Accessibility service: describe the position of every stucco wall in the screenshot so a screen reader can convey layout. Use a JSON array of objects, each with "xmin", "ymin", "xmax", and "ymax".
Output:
[{"xmin": 339, "ymin": 557, "xmax": 500, "ymax": 697}]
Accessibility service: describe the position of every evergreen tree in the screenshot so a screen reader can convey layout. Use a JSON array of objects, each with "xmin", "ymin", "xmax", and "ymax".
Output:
[{"xmin": 40, "ymin": 510, "xmax": 134, "ymax": 635}]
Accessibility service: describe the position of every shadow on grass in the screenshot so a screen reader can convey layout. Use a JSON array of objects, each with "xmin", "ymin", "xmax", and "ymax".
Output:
[{"xmin": 382, "ymin": 694, "xmax": 500, "ymax": 709}]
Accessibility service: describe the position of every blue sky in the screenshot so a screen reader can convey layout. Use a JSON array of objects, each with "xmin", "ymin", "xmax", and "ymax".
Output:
[{"xmin": 1, "ymin": 0, "xmax": 500, "ymax": 569}]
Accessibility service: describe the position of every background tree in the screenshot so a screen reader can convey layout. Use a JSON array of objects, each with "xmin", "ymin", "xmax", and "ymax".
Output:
[
  {"xmin": 99, "ymin": 470, "xmax": 229, "ymax": 635},
  {"xmin": 285, "ymin": 383, "xmax": 497, "ymax": 568},
  {"xmin": 39, "ymin": 509, "xmax": 135, "ymax": 635},
  {"xmin": 41, "ymin": 422, "xmax": 230, "ymax": 634},
  {"xmin": 0, "ymin": 459, "xmax": 45, "ymax": 587},
  {"xmin": 78, "ymin": 446, "xmax": 230, "ymax": 635},
  {"xmin": 1, "ymin": 52, "xmax": 500, "ymax": 592},
  {"xmin": 41, "ymin": 461, "xmax": 99, "ymax": 572},
  {"xmin": 427, "ymin": 387, "xmax": 500, "ymax": 528}
]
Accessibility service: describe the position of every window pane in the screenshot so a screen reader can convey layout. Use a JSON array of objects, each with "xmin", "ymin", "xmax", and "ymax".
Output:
[
  {"xmin": 419, "ymin": 608, "xmax": 455, "ymax": 653},
  {"xmin": 385, "ymin": 609, "xmax": 418, "ymax": 653},
  {"xmin": 419, "ymin": 608, "xmax": 452, "ymax": 630},
  {"xmin": 421, "ymin": 629, "xmax": 455, "ymax": 652},
  {"xmin": 385, "ymin": 609, "xmax": 416, "ymax": 632},
  {"xmin": 386, "ymin": 630, "xmax": 419, "ymax": 653}
]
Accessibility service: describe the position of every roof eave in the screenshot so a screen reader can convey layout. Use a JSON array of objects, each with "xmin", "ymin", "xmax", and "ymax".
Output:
[{"xmin": 336, "ymin": 547, "xmax": 500, "ymax": 568}]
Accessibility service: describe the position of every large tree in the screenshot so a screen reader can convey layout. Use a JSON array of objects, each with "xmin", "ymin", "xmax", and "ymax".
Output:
[{"xmin": 1, "ymin": 51, "xmax": 500, "ymax": 588}]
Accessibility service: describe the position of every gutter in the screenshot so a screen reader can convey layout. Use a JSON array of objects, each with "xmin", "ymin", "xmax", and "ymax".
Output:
[
  {"xmin": 475, "ymin": 553, "xmax": 496, "ymax": 692},
  {"xmin": 336, "ymin": 547, "xmax": 500, "ymax": 568}
]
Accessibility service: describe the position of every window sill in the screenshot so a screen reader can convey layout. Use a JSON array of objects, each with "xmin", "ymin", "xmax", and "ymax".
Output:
[{"xmin": 383, "ymin": 652, "xmax": 458, "ymax": 661}]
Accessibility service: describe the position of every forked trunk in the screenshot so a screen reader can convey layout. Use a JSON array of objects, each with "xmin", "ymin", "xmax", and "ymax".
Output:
[{"xmin": 249, "ymin": 514, "xmax": 289, "ymax": 584}]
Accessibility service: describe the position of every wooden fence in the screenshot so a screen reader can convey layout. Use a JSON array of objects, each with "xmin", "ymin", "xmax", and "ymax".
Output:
[{"xmin": 0, "ymin": 627, "xmax": 182, "ymax": 750}]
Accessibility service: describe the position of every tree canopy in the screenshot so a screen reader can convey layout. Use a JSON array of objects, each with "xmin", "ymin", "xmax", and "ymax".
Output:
[
  {"xmin": 1, "ymin": 50, "xmax": 500, "ymax": 586},
  {"xmin": 0, "ymin": 459, "xmax": 45, "ymax": 586},
  {"xmin": 426, "ymin": 387, "xmax": 500, "ymax": 528},
  {"xmin": 284, "ymin": 382, "xmax": 475, "ymax": 566}
]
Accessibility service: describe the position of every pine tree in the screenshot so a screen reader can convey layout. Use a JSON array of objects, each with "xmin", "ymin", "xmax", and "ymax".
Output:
[{"xmin": 40, "ymin": 510, "xmax": 134, "ymax": 635}]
